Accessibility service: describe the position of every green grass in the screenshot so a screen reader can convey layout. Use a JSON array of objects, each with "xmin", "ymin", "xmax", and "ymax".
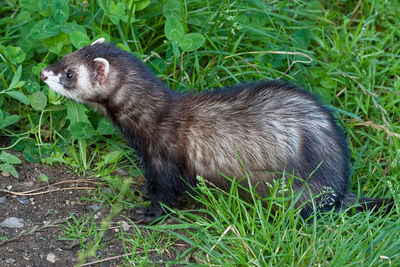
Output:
[{"xmin": 1, "ymin": 0, "xmax": 400, "ymax": 265}]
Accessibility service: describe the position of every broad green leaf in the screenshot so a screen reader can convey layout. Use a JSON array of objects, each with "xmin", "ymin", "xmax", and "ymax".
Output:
[
  {"xmin": 23, "ymin": 139, "xmax": 40, "ymax": 163},
  {"xmin": 312, "ymin": 87, "xmax": 332, "ymax": 104},
  {"xmin": 252, "ymin": 12, "xmax": 268, "ymax": 28},
  {"xmin": 171, "ymin": 41, "xmax": 180, "ymax": 57},
  {"xmin": 0, "ymin": 164, "xmax": 18, "ymax": 178},
  {"xmin": 5, "ymin": 91, "xmax": 30, "ymax": 105},
  {"xmin": 11, "ymin": 136, "xmax": 25, "ymax": 152},
  {"xmin": 165, "ymin": 17, "xmax": 184, "ymax": 42},
  {"xmin": 0, "ymin": 45, "xmax": 6, "ymax": 57},
  {"xmin": 39, "ymin": 0, "xmax": 52, "ymax": 16},
  {"xmin": 236, "ymin": 14, "xmax": 251, "ymax": 26},
  {"xmin": 30, "ymin": 91, "xmax": 47, "ymax": 111},
  {"xmin": 308, "ymin": 0, "xmax": 324, "ymax": 11},
  {"xmin": 16, "ymin": 11, "xmax": 32, "ymax": 23},
  {"xmin": 69, "ymin": 31, "xmax": 90, "ymax": 49},
  {"xmin": 109, "ymin": 15, "xmax": 120, "ymax": 25},
  {"xmin": 13, "ymin": 81, "xmax": 25, "ymax": 89},
  {"xmin": 32, "ymin": 63, "xmax": 47, "ymax": 76},
  {"xmin": 51, "ymin": 0, "xmax": 69, "ymax": 25},
  {"xmin": 149, "ymin": 58, "xmax": 167, "ymax": 74},
  {"xmin": 113, "ymin": 2, "xmax": 126, "ymax": 14},
  {"xmin": 69, "ymin": 122, "xmax": 95, "ymax": 139},
  {"xmin": 0, "ymin": 152, "xmax": 21, "ymax": 164},
  {"xmin": 5, "ymin": 46, "xmax": 26, "ymax": 64},
  {"xmin": 9, "ymin": 65, "xmax": 22, "ymax": 89},
  {"xmin": 39, "ymin": 173, "xmax": 49, "ymax": 182},
  {"xmin": 97, "ymin": 117, "xmax": 115, "ymax": 135},
  {"xmin": 0, "ymin": 115, "xmax": 19, "ymax": 129},
  {"xmin": 49, "ymin": 41, "xmax": 64, "ymax": 54},
  {"xmin": 163, "ymin": 0, "xmax": 181, "ymax": 18},
  {"xmin": 48, "ymin": 87, "xmax": 61, "ymax": 104},
  {"xmin": 41, "ymin": 32, "xmax": 70, "ymax": 49},
  {"xmin": 66, "ymin": 100, "xmax": 90, "ymax": 124},
  {"xmin": 25, "ymin": 81, "xmax": 41, "ymax": 93},
  {"xmin": 61, "ymin": 21, "xmax": 86, "ymax": 35},
  {"xmin": 179, "ymin": 33, "xmax": 205, "ymax": 52},
  {"xmin": 320, "ymin": 78, "xmax": 336, "ymax": 89},
  {"xmin": 295, "ymin": 29, "xmax": 311, "ymax": 48},
  {"xmin": 109, "ymin": 2, "xmax": 127, "ymax": 25},
  {"xmin": 20, "ymin": 0, "xmax": 40, "ymax": 11},
  {"xmin": 29, "ymin": 19, "xmax": 60, "ymax": 40},
  {"xmin": 44, "ymin": 151, "xmax": 65, "ymax": 165},
  {"xmin": 136, "ymin": 0, "xmax": 151, "ymax": 11},
  {"xmin": 102, "ymin": 151, "xmax": 123, "ymax": 165},
  {"xmin": 98, "ymin": 0, "xmax": 112, "ymax": 12}
]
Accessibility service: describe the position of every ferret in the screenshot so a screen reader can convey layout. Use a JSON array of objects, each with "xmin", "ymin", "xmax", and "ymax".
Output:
[{"xmin": 40, "ymin": 38, "xmax": 393, "ymax": 223}]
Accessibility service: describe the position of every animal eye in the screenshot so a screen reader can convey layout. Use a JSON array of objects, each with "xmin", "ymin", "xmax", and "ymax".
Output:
[{"xmin": 66, "ymin": 72, "xmax": 74, "ymax": 79}]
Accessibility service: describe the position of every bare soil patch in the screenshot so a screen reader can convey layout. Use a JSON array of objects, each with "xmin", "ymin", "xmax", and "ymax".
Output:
[{"xmin": 0, "ymin": 135, "xmax": 131, "ymax": 266}]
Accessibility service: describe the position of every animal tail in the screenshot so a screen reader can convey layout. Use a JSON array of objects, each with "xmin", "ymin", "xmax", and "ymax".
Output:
[{"xmin": 343, "ymin": 192, "xmax": 394, "ymax": 214}]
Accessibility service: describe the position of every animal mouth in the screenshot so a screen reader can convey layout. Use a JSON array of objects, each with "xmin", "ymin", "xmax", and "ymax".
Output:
[
  {"xmin": 40, "ymin": 71, "xmax": 48, "ymax": 81},
  {"xmin": 39, "ymin": 69, "xmax": 64, "ymax": 92}
]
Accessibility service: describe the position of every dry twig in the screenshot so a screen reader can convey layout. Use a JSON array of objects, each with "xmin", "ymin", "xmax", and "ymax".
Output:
[{"xmin": 0, "ymin": 179, "xmax": 98, "ymax": 196}]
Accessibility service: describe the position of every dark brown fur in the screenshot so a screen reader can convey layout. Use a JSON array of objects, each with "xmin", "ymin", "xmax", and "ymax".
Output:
[{"xmin": 40, "ymin": 40, "xmax": 393, "ymax": 223}]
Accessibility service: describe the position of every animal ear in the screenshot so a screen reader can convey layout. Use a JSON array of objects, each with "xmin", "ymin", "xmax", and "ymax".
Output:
[
  {"xmin": 93, "ymin": 58, "xmax": 110, "ymax": 86},
  {"xmin": 91, "ymin": 38, "xmax": 105, "ymax": 46}
]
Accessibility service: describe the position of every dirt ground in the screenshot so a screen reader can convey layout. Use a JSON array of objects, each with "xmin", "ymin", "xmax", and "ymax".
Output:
[
  {"xmin": 0, "ymin": 138, "xmax": 189, "ymax": 266},
  {"xmin": 0, "ymin": 156, "xmax": 96, "ymax": 266}
]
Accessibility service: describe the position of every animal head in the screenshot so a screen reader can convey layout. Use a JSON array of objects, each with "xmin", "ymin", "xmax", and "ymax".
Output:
[{"xmin": 40, "ymin": 38, "xmax": 122, "ymax": 103}]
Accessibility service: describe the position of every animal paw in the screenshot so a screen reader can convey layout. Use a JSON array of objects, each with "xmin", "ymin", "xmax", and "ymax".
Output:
[{"xmin": 132, "ymin": 207, "xmax": 164, "ymax": 224}]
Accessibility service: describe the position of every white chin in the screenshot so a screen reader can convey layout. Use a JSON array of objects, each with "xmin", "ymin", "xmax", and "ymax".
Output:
[
  {"xmin": 45, "ymin": 81, "xmax": 64, "ymax": 94},
  {"xmin": 45, "ymin": 81, "xmax": 81, "ymax": 102}
]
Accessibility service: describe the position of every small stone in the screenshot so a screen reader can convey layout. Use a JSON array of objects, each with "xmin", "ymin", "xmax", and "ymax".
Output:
[
  {"xmin": 46, "ymin": 253, "xmax": 56, "ymax": 263},
  {"xmin": 93, "ymin": 212, "xmax": 102, "ymax": 220},
  {"xmin": 1, "ymin": 171, "xmax": 10, "ymax": 177},
  {"xmin": 0, "ymin": 196, "xmax": 7, "ymax": 204},
  {"xmin": 89, "ymin": 204, "xmax": 101, "ymax": 212},
  {"xmin": 5, "ymin": 258, "xmax": 16, "ymax": 264},
  {"xmin": 17, "ymin": 196, "xmax": 31, "ymax": 205},
  {"xmin": 1, "ymin": 217, "xmax": 24, "ymax": 228},
  {"xmin": 121, "ymin": 220, "xmax": 130, "ymax": 232},
  {"xmin": 23, "ymin": 181, "xmax": 34, "ymax": 188}
]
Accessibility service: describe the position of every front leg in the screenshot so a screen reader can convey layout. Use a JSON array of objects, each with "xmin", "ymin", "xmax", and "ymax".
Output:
[
  {"xmin": 133, "ymin": 162, "xmax": 187, "ymax": 223},
  {"xmin": 133, "ymin": 190, "xmax": 176, "ymax": 223}
]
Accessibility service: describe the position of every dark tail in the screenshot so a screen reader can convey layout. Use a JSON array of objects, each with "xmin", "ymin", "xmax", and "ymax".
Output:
[{"xmin": 344, "ymin": 192, "xmax": 394, "ymax": 214}]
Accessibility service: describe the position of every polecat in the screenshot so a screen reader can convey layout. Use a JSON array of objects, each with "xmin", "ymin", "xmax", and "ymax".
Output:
[{"xmin": 40, "ymin": 38, "xmax": 393, "ymax": 223}]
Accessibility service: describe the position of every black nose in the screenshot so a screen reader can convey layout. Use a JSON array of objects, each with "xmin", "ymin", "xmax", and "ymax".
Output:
[{"xmin": 40, "ymin": 70, "xmax": 47, "ymax": 81}]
